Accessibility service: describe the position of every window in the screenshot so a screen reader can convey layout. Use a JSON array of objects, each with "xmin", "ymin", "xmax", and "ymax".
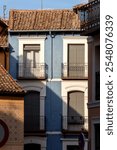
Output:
[
  {"xmin": 95, "ymin": 45, "xmax": 100, "ymax": 100},
  {"xmin": 23, "ymin": 44, "xmax": 40, "ymax": 68},
  {"xmin": 68, "ymin": 44, "xmax": 85, "ymax": 78},
  {"xmin": 18, "ymin": 37, "xmax": 46, "ymax": 79},
  {"xmin": 94, "ymin": 124, "xmax": 100, "ymax": 150},
  {"xmin": 67, "ymin": 145, "xmax": 79, "ymax": 150},
  {"xmin": 24, "ymin": 91, "xmax": 40, "ymax": 133},
  {"xmin": 62, "ymin": 36, "xmax": 88, "ymax": 79},
  {"xmin": 68, "ymin": 91, "xmax": 84, "ymax": 124}
]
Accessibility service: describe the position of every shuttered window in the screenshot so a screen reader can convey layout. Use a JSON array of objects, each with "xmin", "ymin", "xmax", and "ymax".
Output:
[
  {"xmin": 24, "ymin": 91, "xmax": 40, "ymax": 133},
  {"xmin": 68, "ymin": 44, "xmax": 85, "ymax": 77},
  {"xmin": 68, "ymin": 91, "xmax": 84, "ymax": 124}
]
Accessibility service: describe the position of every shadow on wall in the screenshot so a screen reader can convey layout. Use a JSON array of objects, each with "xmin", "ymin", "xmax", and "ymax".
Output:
[
  {"xmin": 9, "ymin": 54, "xmax": 88, "ymax": 150},
  {"xmin": 0, "ymin": 102, "xmax": 24, "ymax": 149}
]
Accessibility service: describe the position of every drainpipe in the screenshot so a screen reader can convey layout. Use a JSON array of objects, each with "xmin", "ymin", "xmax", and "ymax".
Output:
[{"xmin": 49, "ymin": 31, "xmax": 56, "ymax": 79}]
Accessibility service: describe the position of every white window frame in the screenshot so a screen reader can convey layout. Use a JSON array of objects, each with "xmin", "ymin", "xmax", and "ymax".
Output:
[
  {"xmin": 62, "ymin": 138, "xmax": 88, "ymax": 150},
  {"xmin": 22, "ymin": 83, "xmax": 46, "ymax": 130},
  {"xmin": 24, "ymin": 136, "xmax": 46, "ymax": 150},
  {"xmin": 18, "ymin": 37, "xmax": 45, "ymax": 64},
  {"xmin": 18, "ymin": 37, "xmax": 46, "ymax": 78},
  {"xmin": 61, "ymin": 82, "xmax": 88, "ymax": 130},
  {"xmin": 62, "ymin": 36, "xmax": 88, "ymax": 66}
]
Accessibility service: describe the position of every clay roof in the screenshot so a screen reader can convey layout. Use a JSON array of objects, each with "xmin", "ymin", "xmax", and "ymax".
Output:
[
  {"xmin": 0, "ymin": 65, "xmax": 26, "ymax": 95},
  {"xmin": 0, "ymin": 19, "xmax": 8, "ymax": 47},
  {"xmin": 9, "ymin": 9, "xmax": 80, "ymax": 31}
]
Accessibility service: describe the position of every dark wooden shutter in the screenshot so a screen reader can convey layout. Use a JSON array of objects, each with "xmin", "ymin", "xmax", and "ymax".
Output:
[{"xmin": 24, "ymin": 91, "xmax": 40, "ymax": 133}]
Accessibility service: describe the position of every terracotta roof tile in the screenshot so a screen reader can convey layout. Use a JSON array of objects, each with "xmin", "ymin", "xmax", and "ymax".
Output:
[
  {"xmin": 0, "ymin": 65, "xmax": 26, "ymax": 95},
  {"xmin": 9, "ymin": 9, "xmax": 80, "ymax": 31},
  {"xmin": 0, "ymin": 19, "xmax": 8, "ymax": 47}
]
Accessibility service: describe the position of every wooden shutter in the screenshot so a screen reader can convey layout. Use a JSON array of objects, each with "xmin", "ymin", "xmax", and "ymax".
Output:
[
  {"xmin": 68, "ymin": 91, "xmax": 84, "ymax": 117},
  {"xmin": 68, "ymin": 44, "xmax": 85, "ymax": 77},
  {"xmin": 24, "ymin": 91, "xmax": 40, "ymax": 132},
  {"xmin": 68, "ymin": 91, "xmax": 84, "ymax": 124}
]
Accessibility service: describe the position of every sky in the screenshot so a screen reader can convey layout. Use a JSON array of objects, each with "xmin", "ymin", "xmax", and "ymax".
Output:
[{"xmin": 0, "ymin": 0, "xmax": 87, "ymax": 18}]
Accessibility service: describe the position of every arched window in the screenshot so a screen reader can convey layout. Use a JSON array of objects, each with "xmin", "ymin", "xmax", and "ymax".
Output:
[
  {"xmin": 24, "ymin": 91, "xmax": 40, "ymax": 133},
  {"xmin": 68, "ymin": 91, "xmax": 84, "ymax": 124}
]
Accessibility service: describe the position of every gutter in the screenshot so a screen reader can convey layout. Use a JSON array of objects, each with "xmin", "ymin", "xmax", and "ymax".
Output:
[
  {"xmin": 49, "ymin": 31, "xmax": 56, "ymax": 79},
  {"xmin": 9, "ymin": 29, "xmax": 81, "ymax": 33}
]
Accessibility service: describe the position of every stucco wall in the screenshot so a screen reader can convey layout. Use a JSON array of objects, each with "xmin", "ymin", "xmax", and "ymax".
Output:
[{"xmin": 0, "ymin": 96, "xmax": 24, "ymax": 150}]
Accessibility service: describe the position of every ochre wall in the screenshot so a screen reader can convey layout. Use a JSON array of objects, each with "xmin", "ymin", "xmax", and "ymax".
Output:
[
  {"xmin": 0, "ymin": 96, "xmax": 24, "ymax": 150},
  {"xmin": 0, "ymin": 51, "xmax": 9, "ymax": 71}
]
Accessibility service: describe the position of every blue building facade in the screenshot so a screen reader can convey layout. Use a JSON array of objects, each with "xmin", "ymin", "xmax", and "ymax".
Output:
[{"xmin": 9, "ymin": 9, "xmax": 88, "ymax": 150}]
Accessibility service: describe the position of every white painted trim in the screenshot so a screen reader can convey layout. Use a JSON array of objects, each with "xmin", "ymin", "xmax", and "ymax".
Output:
[
  {"xmin": 62, "ymin": 36, "xmax": 88, "ymax": 65},
  {"xmin": 46, "ymin": 131, "xmax": 62, "ymax": 135},
  {"xmin": 62, "ymin": 138, "xmax": 88, "ymax": 150},
  {"xmin": 61, "ymin": 81, "xmax": 88, "ymax": 130},
  {"xmin": 18, "ymin": 37, "xmax": 45, "ymax": 64},
  {"xmin": 21, "ymin": 83, "xmax": 46, "ymax": 130},
  {"xmin": 22, "ymin": 85, "xmax": 46, "ymax": 96},
  {"xmin": 24, "ymin": 136, "xmax": 46, "ymax": 150},
  {"xmin": 18, "ymin": 36, "xmax": 46, "ymax": 39},
  {"xmin": 47, "ymin": 78, "xmax": 62, "ymax": 81}
]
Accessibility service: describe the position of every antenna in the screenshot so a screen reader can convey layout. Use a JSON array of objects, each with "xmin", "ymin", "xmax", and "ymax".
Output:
[
  {"xmin": 3, "ymin": 5, "xmax": 6, "ymax": 19},
  {"xmin": 41, "ymin": 0, "xmax": 43, "ymax": 9}
]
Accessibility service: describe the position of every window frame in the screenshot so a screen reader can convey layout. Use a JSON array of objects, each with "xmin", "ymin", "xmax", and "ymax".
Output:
[
  {"xmin": 67, "ymin": 91, "xmax": 84, "ymax": 125},
  {"xmin": 62, "ymin": 36, "xmax": 88, "ymax": 79},
  {"xmin": 23, "ymin": 44, "xmax": 40, "ymax": 68},
  {"xmin": 18, "ymin": 37, "xmax": 46, "ymax": 79}
]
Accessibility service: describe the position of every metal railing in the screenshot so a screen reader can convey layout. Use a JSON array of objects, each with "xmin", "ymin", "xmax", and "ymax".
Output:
[
  {"xmin": 18, "ymin": 63, "xmax": 48, "ymax": 79},
  {"xmin": 62, "ymin": 116, "xmax": 87, "ymax": 125},
  {"xmin": 62, "ymin": 63, "xmax": 88, "ymax": 79},
  {"xmin": 62, "ymin": 116, "xmax": 88, "ymax": 130},
  {"xmin": 79, "ymin": 0, "xmax": 100, "ymax": 33}
]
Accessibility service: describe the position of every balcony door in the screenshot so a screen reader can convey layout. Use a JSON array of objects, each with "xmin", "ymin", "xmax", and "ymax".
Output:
[
  {"xmin": 68, "ymin": 44, "xmax": 85, "ymax": 78},
  {"xmin": 24, "ymin": 144, "xmax": 41, "ymax": 150},
  {"xmin": 68, "ymin": 91, "xmax": 84, "ymax": 124},
  {"xmin": 24, "ymin": 91, "xmax": 40, "ymax": 133},
  {"xmin": 23, "ymin": 44, "xmax": 40, "ymax": 78}
]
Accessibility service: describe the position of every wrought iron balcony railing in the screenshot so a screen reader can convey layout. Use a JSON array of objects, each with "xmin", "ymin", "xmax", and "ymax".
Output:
[
  {"xmin": 79, "ymin": 0, "xmax": 100, "ymax": 34},
  {"xmin": 95, "ymin": 71, "xmax": 100, "ymax": 100},
  {"xmin": 18, "ymin": 63, "xmax": 48, "ymax": 79},
  {"xmin": 62, "ymin": 63, "xmax": 88, "ymax": 79},
  {"xmin": 62, "ymin": 116, "xmax": 88, "ymax": 131}
]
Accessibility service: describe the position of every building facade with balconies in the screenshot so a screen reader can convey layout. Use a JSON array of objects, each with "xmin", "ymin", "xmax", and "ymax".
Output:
[
  {"xmin": 77, "ymin": 0, "xmax": 100, "ymax": 150},
  {"xmin": 9, "ymin": 9, "xmax": 88, "ymax": 150}
]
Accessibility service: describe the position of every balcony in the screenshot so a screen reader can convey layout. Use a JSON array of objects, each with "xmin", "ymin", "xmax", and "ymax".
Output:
[
  {"xmin": 24, "ymin": 116, "xmax": 46, "ymax": 135},
  {"xmin": 95, "ymin": 71, "xmax": 100, "ymax": 100},
  {"xmin": 62, "ymin": 63, "xmax": 88, "ymax": 79},
  {"xmin": 18, "ymin": 63, "xmax": 48, "ymax": 79},
  {"xmin": 79, "ymin": 0, "xmax": 100, "ymax": 35},
  {"xmin": 62, "ymin": 116, "xmax": 88, "ymax": 133}
]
